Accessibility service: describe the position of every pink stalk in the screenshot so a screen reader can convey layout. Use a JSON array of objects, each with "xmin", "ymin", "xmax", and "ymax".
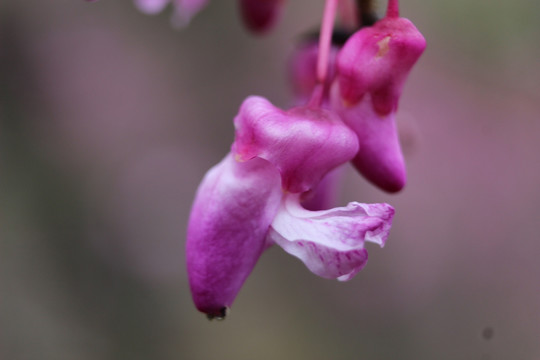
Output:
[
  {"xmin": 317, "ymin": 0, "xmax": 338, "ymax": 85},
  {"xmin": 338, "ymin": 0, "xmax": 359, "ymax": 30},
  {"xmin": 386, "ymin": 0, "xmax": 399, "ymax": 18}
]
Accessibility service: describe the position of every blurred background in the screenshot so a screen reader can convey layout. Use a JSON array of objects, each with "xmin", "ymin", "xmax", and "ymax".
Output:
[{"xmin": 1, "ymin": 0, "xmax": 539, "ymax": 359}]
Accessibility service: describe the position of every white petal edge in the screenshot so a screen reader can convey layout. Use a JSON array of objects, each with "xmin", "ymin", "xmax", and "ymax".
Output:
[{"xmin": 267, "ymin": 194, "xmax": 394, "ymax": 281}]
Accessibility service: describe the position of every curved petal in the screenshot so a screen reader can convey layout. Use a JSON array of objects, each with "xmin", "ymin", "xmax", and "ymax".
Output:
[
  {"xmin": 332, "ymin": 15, "xmax": 424, "ymax": 192},
  {"xmin": 336, "ymin": 15, "xmax": 426, "ymax": 113},
  {"xmin": 331, "ymin": 87, "xmax": 406, "ymax": 192},
  {"xmin": 186, "ymin": 154, "xmax": 281, "ymax": 318},
  {"xmin": 267, "ymin": 194, "xmax": 394, "ymax": 281},
  {"xmin": 232, "ymin": 96, "xmax": 359, "ymax": 193},
  {"xmin": 238, "ymin": 0, "xmax": 284, "ymax": 34}
]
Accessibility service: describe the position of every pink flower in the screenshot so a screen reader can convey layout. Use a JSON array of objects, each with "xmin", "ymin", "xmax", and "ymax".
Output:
[
  {"xmin": 331, "ymin": 8, "xmax": 426, "ymax": 192},
  {"xmin": 134, "ymin": 0, "xmax": 208, "ymax": 27},
  {"xmin": 288, "ymin": 6, "xmax": 426, "ymax": 193},
  {"xmin": 186, "ymin": 96, "xmax": 394, "ymax": 318}
]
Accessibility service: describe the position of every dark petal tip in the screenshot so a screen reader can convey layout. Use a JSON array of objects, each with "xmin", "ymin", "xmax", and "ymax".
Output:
[{"xmin": 206, "ymin": 307, "xmax": 229, "ymax": 321}]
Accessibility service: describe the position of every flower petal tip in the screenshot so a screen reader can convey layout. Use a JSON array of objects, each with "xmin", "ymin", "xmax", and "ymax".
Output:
[{"xmin": 206, "ymin": 307, "xmax": 229, "ymax": 321}]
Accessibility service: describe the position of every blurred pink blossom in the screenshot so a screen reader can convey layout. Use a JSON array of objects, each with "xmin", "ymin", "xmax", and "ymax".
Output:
[{"xmin": 134, "ymin": 0, "xmax": 208, "ymax": 27}]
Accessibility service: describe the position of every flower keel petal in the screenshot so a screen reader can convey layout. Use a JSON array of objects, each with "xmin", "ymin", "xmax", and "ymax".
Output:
[{"xmin": 186, "ymin": 154, "xmax": 281, "ymax": 317}]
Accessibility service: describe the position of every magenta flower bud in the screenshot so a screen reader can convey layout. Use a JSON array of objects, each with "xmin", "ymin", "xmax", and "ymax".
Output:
[
  {"xmin": 238, "ymin": 0, "xmax": 284, "ymax": 34},
  {"xmin": 332, "ymin": 13, "xmax": 426, "ymax": 192},
  {"xmin": 186, "ymin": 154, "xmax": 282, "ymax": 318},
  {"xmin": 336, "ymin": 15, "xmax": 426, "ymax": 113},
  {"xmin": 232, "ymin": 96, "xmax": 359, "ymax": 193}
]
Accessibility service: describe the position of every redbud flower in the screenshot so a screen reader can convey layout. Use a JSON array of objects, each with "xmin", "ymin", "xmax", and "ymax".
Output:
[
  {"xmin": 186, "ymin": 96, "xmax": 394, "ymax": 318},
  {"xmin": 331, "ymin": 2, "xmax": 426, "ymax": 192}
]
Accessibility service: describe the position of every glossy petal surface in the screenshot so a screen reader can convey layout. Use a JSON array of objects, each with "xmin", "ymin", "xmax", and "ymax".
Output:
[
  {"xmin": 186, "ymin": 154, "xmax": 281, "ymax": 317},
  {"xmin": 268, "ymin": 194, "xmax": 394, "ymax": 281},
  {"xmin": 336, "ymin": 15, "xmax": 426, "ymax": 114},
  {"xmin": 232, "ymin": 96, "xmax": 359, "ymax": 193},
  {"xmin": 332, "ymin": 88, "xmax": 406, "ymax": 192}
]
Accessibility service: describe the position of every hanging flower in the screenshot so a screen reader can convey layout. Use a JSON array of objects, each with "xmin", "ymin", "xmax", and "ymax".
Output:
[
  {"xmin": 331, "ymin": 1, "xmax": 426, "ymax": 192},
  {"xmin": 186, "ymin": 96, "xmax": 394, "ymax": 319}
]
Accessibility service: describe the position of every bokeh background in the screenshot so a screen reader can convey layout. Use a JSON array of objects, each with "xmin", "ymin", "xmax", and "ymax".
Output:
[{"xmin": 1, "ymin": 1, "xmax": 539, "ymax": 359}]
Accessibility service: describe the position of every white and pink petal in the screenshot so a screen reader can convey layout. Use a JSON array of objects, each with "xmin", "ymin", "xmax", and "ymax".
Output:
[
  {"xmin": 335, "ymin": 13, "xmax": 426, "ymax": 112},
  {"xmin": 267, "ymin": 194, "xmax": 394, "ymax": 281}
]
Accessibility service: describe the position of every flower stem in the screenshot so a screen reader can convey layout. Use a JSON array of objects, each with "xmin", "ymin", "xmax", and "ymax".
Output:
[
  {"xmin": 338, "ymin": 0, "xmax": 359, "ymax": 30},
  {"xmin": 317, "ymin": 0, "xmax": 338, "ymax": 85},
  {"xmin": 386, "ymin": 0, "xmax": 399, "ymax": 18}
]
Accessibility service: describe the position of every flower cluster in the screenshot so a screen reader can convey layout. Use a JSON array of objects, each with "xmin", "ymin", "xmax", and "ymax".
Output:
[
  {"xmin": 87, "ymin": 0, "xmax": 425, "ymax": 319},
  {"xmin": 186, "ymin": 0, "xmax": 425, "ymax": 319}
]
